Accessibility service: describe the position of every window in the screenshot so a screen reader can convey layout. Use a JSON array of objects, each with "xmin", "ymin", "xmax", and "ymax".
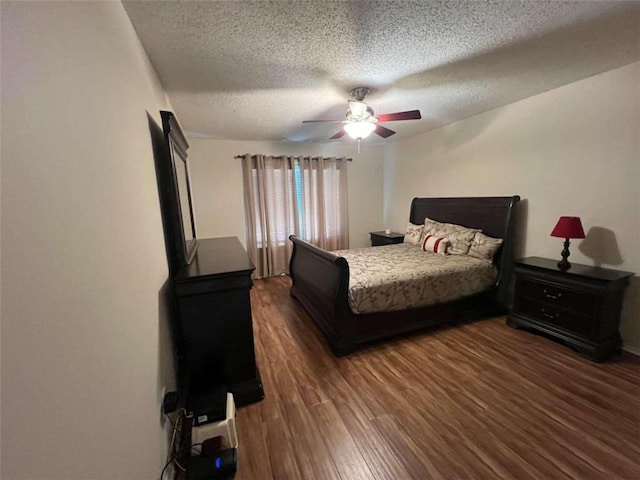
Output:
[{"xmin": 240, "ymin": 154, "xmax": 349, "ymax": 278}]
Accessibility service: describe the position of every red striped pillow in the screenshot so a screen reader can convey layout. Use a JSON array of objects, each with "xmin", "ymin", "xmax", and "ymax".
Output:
[{"xmin": 422, "ymin": 234, "xmax": 448, "ymax": 255}]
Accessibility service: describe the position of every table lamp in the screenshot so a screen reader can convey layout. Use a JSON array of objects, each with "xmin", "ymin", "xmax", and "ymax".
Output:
[{"xmin": 550, "ymin": 216, "xmax": 585, "ymax": 271}]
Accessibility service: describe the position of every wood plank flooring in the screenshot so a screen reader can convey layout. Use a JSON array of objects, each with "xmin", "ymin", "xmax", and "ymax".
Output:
[{"xmin": 235, "ymin": 276, "xmax": 640, "ymax": 479}]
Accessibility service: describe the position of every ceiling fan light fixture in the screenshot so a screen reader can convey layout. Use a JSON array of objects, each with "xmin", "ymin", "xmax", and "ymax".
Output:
[
  {"xmin": 344, "ymin": 121, "xmax": 376, "ymax": 139},
  {"xmin": 347, "ymin": 101, "xmax": 375, "ymax": 121},
  {"xmin": 302, "ymin": 87, "xmax": 418, "ymax": 141},
  {"xmin": 347, "ymin": 100, "xmax": 368, "ymax": 117}
]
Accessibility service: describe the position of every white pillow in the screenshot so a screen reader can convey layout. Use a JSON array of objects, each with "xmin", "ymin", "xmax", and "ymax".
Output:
[
  {"xmin": 423, "ymin": 217, "xmax": 479, "ymax": 255},
  {"xmin": 468, "ymin": 232, "xmax": 503, "ymax": 262},
  {"xmin": 404, "ymin": 223, "xmax": 424, "ymax": 245},
  {"xmin": 421, "ymin": 234, "xmax": 449, "ymax": 255}
]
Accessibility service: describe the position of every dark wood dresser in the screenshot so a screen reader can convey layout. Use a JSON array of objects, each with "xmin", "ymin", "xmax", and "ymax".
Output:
[
  {"xmin": 174, "ymin": 237, "xmax": 264, "ymax": 406},
  {"xmin": 370, "ymin": 231, "xmax": 405, "ymax": 246},
  {"xmin": 507, "ymin": 256, "xmax": 634, "ymax": 362}
]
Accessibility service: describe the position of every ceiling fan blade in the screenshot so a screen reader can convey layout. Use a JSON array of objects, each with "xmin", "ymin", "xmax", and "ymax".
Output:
[
  {"xmin": 375, "ymin": 125, "xmax": 396, "ymax": 138},
  {"xmin": 375, "ymin": 110, "xmax": 421, "ymax": 122},
  {"xmin": 302, "ymin": 119, "xmax": 344, "ymax": 123},
  {"xmin": 330, "ymin": 130, "xmax": 346, "ymax": 140}
]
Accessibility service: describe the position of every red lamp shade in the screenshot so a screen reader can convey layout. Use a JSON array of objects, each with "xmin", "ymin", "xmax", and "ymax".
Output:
[{"xmin": 550, "ymin": 216, "xmax": 585, "ymax": 239}]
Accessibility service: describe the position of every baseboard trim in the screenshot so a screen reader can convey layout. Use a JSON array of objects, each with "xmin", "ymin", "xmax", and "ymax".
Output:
[{"xmin": 622, "ymin": 345, "xmax": 640, "ymax": 357}]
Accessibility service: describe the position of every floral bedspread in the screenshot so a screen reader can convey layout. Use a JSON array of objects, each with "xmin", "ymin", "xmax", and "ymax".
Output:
[{"xmin": 334, "ymin": 243, "xmax": 497, "ymax": 314}]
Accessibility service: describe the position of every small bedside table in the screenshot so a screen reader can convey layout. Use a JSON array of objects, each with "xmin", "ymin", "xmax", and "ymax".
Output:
[
  {"xmin": 369, "ymin": 231, "xmax": 405, "ymax": 247},
  {"xmin": 507, "ymin": 256, "xmax": 634, "ymax": 362}
]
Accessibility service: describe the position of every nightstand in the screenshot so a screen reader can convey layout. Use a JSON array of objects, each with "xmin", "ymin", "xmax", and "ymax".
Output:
[
  {"xmin": 507, "ymin": 256, "xmax": 634, "ymax": 362},
  {"xmin": 369, "ymin": 231, "xmax": 405, "ymax": 247}
]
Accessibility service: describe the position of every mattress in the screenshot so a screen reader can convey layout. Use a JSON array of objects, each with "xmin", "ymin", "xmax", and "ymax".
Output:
[{"xmin": 334, "ymin": 243, "xmax": 497, "ymax": 314}]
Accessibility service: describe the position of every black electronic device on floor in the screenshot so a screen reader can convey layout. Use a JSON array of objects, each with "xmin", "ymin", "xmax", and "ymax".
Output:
[
  {"xmin": 187, "ymin": 448, "xmax": 237, "ymax": 480},
  {"xmin": 186, "ymin": 384, "xmax": 228, "ymax": 427}
]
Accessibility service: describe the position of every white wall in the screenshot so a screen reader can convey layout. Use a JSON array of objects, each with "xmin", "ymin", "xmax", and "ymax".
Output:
[
  {"xmin": 383, "ymin": 62, "xmax": 640, "ymax": 351},
  {"xmin": 188, "ymin": 139, "xmax": 385, "ymax": 248},
  {"xmin": 1, "ymin": 3, "xmax": 177, "ymax": 478}
]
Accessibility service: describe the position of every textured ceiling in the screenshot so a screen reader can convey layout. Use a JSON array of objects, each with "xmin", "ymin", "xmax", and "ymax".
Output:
[{"xmin": 123, "ymin": 0, "xmax": 640, "ymax": 143}]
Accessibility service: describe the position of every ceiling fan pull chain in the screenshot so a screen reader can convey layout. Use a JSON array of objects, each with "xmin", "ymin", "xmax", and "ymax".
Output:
[{"xmin": 357, "ymin": 138, "xmax": 361, "ymax": 154}]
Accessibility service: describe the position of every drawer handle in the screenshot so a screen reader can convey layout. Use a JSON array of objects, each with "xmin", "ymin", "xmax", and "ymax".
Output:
[
  {"xmin": 543, "ymin": 288, "xmax": 562, "ymax": 300},
  {"xmin": 540, "ymin": 308, "xmax": 560, "ymax": 319}
]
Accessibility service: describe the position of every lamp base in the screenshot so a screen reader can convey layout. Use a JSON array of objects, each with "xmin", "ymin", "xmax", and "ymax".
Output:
[{"xmin": 558, "ymin": 238, "xmax": 571, "ymax": 272}]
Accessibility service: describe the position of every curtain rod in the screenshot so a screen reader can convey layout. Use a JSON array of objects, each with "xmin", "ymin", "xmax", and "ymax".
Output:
[{"xmin": 234, "ymin": 154, "xmax": 352, "ymax": 162}]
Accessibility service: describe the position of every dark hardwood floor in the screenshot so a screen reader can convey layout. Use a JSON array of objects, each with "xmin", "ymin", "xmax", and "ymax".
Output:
[{"xmin": 235, "ymin": 276, "xmax": 640, "ymax": 479}]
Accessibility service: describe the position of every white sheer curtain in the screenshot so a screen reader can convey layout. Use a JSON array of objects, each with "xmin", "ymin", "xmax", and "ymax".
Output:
[{"xmin": 240, "ymin": 154, "xmax": 349, "ymax": 278}]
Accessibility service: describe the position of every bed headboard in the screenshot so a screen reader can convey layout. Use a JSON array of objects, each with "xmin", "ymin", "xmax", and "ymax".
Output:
[
  {"xmin": 409, "ymin": 196, "xmax": 521, "ymax": 306},
  {"xmin": 409, "ymin": 196, "xmax": 520, "ymax": 240}
]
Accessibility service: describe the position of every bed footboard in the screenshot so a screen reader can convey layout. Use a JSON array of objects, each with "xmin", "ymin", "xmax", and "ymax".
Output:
[{"xmin": 288, "ymin": 236, "xmax": 355, "ymax": 355}]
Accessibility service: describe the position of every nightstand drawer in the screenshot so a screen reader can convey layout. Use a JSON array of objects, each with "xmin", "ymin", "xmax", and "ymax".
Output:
[
  {"xmin": 517, "ymin": 277, "xmax": 596, "ymax": 316},
  {"xmin": 516, "ymin": 297, "xmax": 593, "ymax": 338}
]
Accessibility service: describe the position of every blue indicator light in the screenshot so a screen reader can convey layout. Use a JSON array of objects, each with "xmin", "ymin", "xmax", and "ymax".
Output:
[{"xmin": 215, "ymin": 457, "xmax": 221, "ymax": 469}]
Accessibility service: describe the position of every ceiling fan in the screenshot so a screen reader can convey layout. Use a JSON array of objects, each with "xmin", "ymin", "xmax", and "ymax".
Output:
[{"xmin": 302, "ymin": 87, "xmax": 421, "ymax": 141}]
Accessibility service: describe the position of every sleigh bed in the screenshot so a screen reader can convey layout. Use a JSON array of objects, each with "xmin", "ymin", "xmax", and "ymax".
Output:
[{"xmin": 288, "ymin": 196, "xmax": 520, "ymax": 356}]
